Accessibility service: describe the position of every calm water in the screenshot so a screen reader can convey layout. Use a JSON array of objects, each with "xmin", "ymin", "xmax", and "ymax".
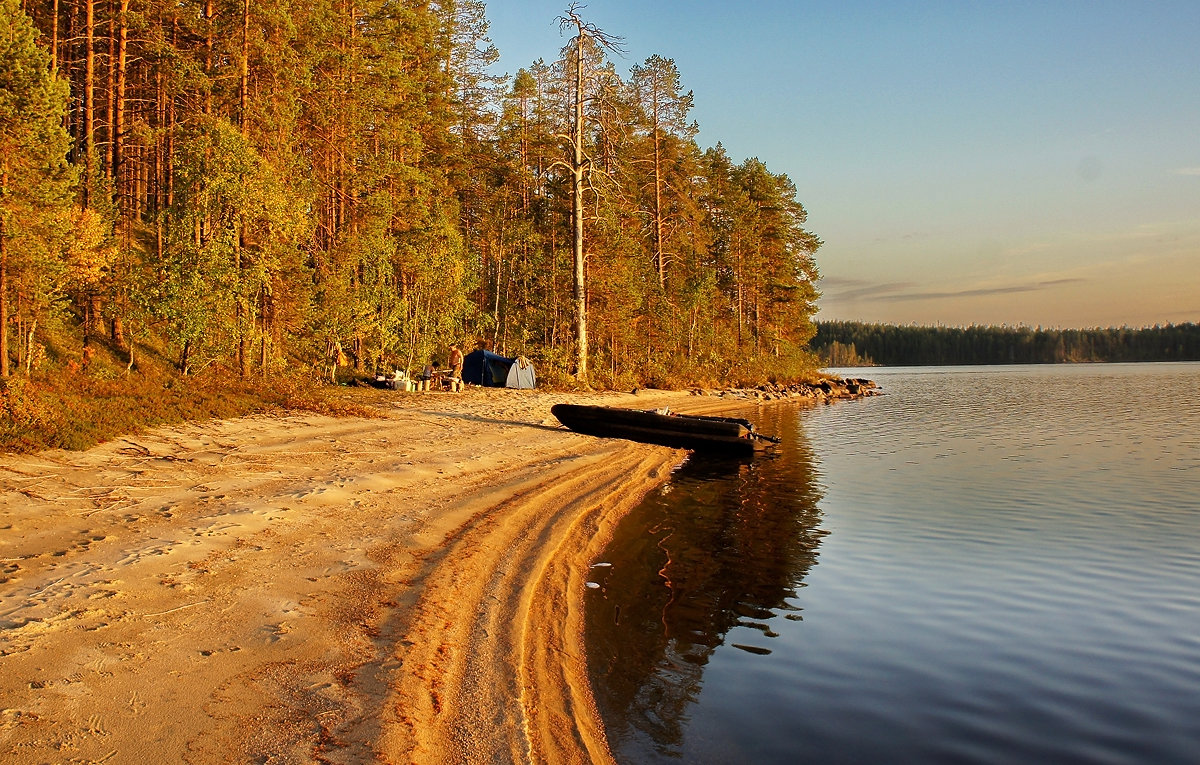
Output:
[{"xmin": 585, "ymin": 363, "xmax": 1200, "ymax": 764}]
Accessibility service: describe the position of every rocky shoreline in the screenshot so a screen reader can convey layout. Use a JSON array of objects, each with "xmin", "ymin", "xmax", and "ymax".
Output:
[{"xmin": 691, "ymin": 376, "xmax": 882, "ymax": 403}]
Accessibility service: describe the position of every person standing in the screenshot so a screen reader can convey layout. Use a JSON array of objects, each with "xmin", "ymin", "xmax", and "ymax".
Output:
[{"xmin": 448, "ymin": 343, "xmax": 464, "ymax": 382}]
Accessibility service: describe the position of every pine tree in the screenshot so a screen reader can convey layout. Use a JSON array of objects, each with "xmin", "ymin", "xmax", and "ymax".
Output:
[
  {"xmin": 628, "ymin": 55, "xmax": 697, "ymax": 289},
  {"xmin": 0, "ymin": 0, "xmax": 78, "ymax": 376}
]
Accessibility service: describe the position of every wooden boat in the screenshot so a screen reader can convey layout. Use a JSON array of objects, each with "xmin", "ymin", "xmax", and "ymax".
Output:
[{"xmin": 551, "ymin": 403, "xmax": 779, "ymax": 456}]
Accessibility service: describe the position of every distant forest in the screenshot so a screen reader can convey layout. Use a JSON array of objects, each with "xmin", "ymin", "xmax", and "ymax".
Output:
[
  {"xmin": 813, "ymin": 321, "xmax": 1200, "ymax": 366},
  {"xmin": 1, "ymin": 0, "xmax": 820, "ymax": 389}
]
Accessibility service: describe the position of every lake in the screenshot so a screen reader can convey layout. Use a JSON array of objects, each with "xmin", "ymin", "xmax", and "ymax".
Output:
[{"xmin": 585, "ymin": 363, "xmax": 1200, "ymax": 764}]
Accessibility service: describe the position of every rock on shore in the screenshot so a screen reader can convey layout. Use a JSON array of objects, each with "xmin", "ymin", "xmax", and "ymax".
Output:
[{"xmin": 691, "ymin": 376, "xmax": 881, "ymax": 403}]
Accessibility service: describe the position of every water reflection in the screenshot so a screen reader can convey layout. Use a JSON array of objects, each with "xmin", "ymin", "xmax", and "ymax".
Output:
[
  {"xmin": 589, "ymin": 366, "xmax": 1200, "ymax": 764},
  {"xmin": 585, "ymin": 406, "xmax": 825, "ymax": 759}
]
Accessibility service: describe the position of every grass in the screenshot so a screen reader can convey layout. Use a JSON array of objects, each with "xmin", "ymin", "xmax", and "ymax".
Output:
[{"xmin": 0, "ymin": 340, "xmax": 374, "ymax": 455}]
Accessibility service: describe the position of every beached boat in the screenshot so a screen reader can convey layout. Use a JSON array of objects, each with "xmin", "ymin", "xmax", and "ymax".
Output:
[{"xmin": 551, "ymin": 403, "xmax": 779, "ymax": 456}]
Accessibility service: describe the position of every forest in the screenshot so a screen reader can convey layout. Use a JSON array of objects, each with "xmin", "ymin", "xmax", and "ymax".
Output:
[
  {"xmin": 813, "ymin": 321, "xmax": 1200, "ymax": 367},
  {"xmin": 1, "ymin": 0, "xmax": 822, "ymax": 393}
]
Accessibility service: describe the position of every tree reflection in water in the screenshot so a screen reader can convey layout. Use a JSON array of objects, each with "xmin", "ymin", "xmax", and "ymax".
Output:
[{"xmin": 585, "ymin": 406, "xmax": 826, "ymax": 759}]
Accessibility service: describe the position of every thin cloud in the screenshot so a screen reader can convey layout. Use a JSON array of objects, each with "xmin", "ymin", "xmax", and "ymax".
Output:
[
  {"xmin": 820, "ymin": 279, "xmax": 917, "ymax": 302},
  {"xmin": 816, "ymin": 276, "xmax": 873, "ymax": 288},
  {"xmin": 1173, "ymin": 167, "xmax": 1200, "ymax": 176},
  {"xmin": 881, "ymin": 279, "xmax": 1086, "ymax": 302},
  {"xmin": 822, "ymin": 278, "xmax": 1086, "ymax": 304}
]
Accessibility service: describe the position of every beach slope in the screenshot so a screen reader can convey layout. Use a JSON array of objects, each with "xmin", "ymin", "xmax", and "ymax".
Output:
[{"xmin": 0, "ymin": 388, "xmax": 739, "ymax": 763}]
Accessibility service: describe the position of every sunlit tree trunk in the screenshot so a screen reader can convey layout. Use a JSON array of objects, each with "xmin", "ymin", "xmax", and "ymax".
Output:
[
  {"xmin": 570, "ymin": 34, "xmax": 587, "ymax": 380},
  {"xmin": 557, "ymin": 5, "xmax": 621, "ymax": 382},
  {"xmin": 204, "ymin": 0, "xmax": 214, "ymax": 115},
  {"xmin": 0, "ymin": 215, "xmax": 8, "ymax": 378},
  {"xmin": 113, "ymin": 0, "xmax": 128, "ymax": 199},
  {"xmin": 236, "ymin": 0, "xmax": 249, "ymax": 377},
  {"xmin": 83, "ymin": 0, "xmax": 96, "ymax": 207},
  {"xmin": 50, "ymin": 0, "xmax": 59, "ymax": 72},
  {"xmin": 111, "ymin": 0, "xmax": 129, "ymax": 350}
]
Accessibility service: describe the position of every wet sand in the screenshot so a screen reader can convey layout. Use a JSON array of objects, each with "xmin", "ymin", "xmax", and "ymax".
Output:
[{"xmin": 0, "ymin": 387, "xmax": 746, "ymax": 763}]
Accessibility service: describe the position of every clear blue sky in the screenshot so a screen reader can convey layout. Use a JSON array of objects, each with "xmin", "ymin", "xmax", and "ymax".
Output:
[{"xmin": 485, "ymin": 1, "xmax": 1200, "ymax": 328}]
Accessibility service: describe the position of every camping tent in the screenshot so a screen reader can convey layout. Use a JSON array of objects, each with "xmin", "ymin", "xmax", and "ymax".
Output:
[
  {"xmin": 462, "ymin": 349, "xmax": 516, "ymax": 387},
  {"xmin": 505, "ymin": 356, "xmax": 536, "ymax": 389},
  {"xmin": 461, "ymin": 349, "xmax": 537, "ymax": 388}
]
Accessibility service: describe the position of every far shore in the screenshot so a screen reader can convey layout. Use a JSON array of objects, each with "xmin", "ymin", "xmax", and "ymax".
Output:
[{"xmin": 0, "ymin": 382, "xmax": 873, "ymax": 763}]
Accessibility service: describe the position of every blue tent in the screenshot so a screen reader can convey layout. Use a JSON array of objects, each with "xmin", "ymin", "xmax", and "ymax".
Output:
[{"xmin": 461, "ymin": 349, "xmax": 516, "ymax": 387}]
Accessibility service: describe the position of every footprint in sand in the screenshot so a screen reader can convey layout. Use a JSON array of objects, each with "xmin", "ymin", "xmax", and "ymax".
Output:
[
  {"xmin": 125, "ymin": 690, "xmax": 147, "ymax": 717},
  {"xmin": 85, "ymin": 713, "xmax": 107, "ymax": 737}
]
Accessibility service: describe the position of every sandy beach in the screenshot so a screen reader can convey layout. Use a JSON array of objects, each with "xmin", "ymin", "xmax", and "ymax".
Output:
[{"xmin": 0, "ymin": 387, "xmax": 758, "ymax": 764}]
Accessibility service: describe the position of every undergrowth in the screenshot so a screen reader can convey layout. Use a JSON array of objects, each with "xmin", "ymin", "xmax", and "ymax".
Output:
[
  {"xmin": 0, "ymin": 339, "xmax": 373, "ymax": 455},
  {"xmin": 1, "ymin": 330, "xmax": 826, "ymax": 455}
]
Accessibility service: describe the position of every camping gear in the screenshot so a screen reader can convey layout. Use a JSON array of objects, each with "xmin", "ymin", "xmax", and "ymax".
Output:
[
  {"xmin": 462, "ymin": 349, "xmax": 515, "ymax": 387},
  {"xmin": 551, "ymin": 404, "xmax": 779, "ymax": 456},
  {"xmin": 462, "ymin": 349, "xmax": 538, "ymax": 388},
  {"xmin": 505, "ymin": 356, "xmax": 537, "ymax": 389}
]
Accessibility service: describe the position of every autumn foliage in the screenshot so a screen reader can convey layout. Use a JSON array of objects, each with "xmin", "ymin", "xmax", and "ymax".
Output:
[{"xmin": 2, "ymin": 0, "xmax": 823, "ymax": 449}]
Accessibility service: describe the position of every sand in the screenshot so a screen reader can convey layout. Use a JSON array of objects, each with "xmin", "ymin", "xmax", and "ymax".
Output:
[{"xmin": 0, "ymin": 387, "xmax": 751, "ymax": 764}]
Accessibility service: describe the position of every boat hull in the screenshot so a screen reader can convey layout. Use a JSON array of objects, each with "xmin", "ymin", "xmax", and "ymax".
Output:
[{"xmin": 551, "ymin": 404, "xmax": 765, "ymax": 456}]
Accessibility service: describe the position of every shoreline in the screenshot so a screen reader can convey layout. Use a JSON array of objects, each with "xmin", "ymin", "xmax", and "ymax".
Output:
[{"xmin": 0, "ymin": 384, "xmax": 872, "ymax": 763}]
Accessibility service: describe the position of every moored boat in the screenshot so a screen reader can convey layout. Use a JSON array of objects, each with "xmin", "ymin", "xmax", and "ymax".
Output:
[{"xmin": 550, "ymin": 403, "xmax": 779, "ymax": 456}]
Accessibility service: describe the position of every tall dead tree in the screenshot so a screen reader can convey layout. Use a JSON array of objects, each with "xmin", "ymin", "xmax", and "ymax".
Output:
[{"xmin": 555, "ymin": 3, "xmax": 622, "ymax": 383}]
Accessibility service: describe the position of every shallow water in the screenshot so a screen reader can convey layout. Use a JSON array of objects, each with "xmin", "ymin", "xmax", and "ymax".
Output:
[{"xmin": 586, "ymin": 363, "xmax": 1200, "ymax": 764}]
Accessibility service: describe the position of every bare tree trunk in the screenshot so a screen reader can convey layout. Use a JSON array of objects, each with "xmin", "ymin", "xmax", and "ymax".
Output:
[
  {"xmin": 0, "ymin": 214, "xmax": 8, "ymax": 378},
  {"xmin": 493, "ymin": 240, "xmax": 503, "ymax": 349},
  {"xmin": 105, "ymin": 0, "xmax": 115, "ymax": 180},
  {"xmin": 111, "ymin": 0, "xmax": 129, "ymax": 352},
  {"xmin": 13, "ymin": 310, "xmax": 22, "ymax": 370},
  {"xmin": 570, "ymin": 29, "xmax": 588, "ymax": 381},
  {"xmin": 113, "ymin": 0, "xmax": 128, "ymax": 201},
  {"xmin": 25, "ymin": 319, "xmax": 36, "ymax": 375},
  {"xmin": 83, "ymin": 0, "xmax": 96, "ymax": 206},
  {"xmin": 259, "ymin": 290, "xmax": 268, "ymax": 378},
  {"xmin": 236, "ymin": 256, "xmax": 246, "ymax": 377},
  {"xmin": 557, "ymin": 6, "xmax": 622, "ymax": 382},
  {"xmin": 240, "ymin": 0, "xmax": 249, "ymax": 132},
  {"xmin": 50, "ymin": 0, "xmax": 59, "ymax": 72},
  {"xmin": 652, "ymin": 83, "xmax": 665, "ymax": 287},
  {"xmin": 237, "ymin": 0, "xmax": 250, "ymax": 378},
  {"xmin": 165, "ymin": 19, "xmax": 175, "ymax": 209},
  {"xmin": 203, "ymin": 0, "xmax": 214, "ymax": 115},
  {"xmin": 689, "ymin": 305, "xmax": 697, "ymax": 358},
  {"xmin": 736, "ymin": 243, "xmax": 744, "ymax": 348}
]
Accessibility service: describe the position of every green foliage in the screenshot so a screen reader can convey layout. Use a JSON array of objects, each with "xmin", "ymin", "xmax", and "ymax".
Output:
[
  {"xmin": 8, "ymin": 0, "xmax": 822, "ymax": 399},
  {"xmin": 0, "ymin": 0, "xmax": 80, "ymax": 374}
]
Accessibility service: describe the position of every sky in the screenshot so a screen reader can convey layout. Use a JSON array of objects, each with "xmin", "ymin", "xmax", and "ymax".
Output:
[{"xmin": 483, "ymin": 1, "xmax": 1200, "ymax": 329}]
